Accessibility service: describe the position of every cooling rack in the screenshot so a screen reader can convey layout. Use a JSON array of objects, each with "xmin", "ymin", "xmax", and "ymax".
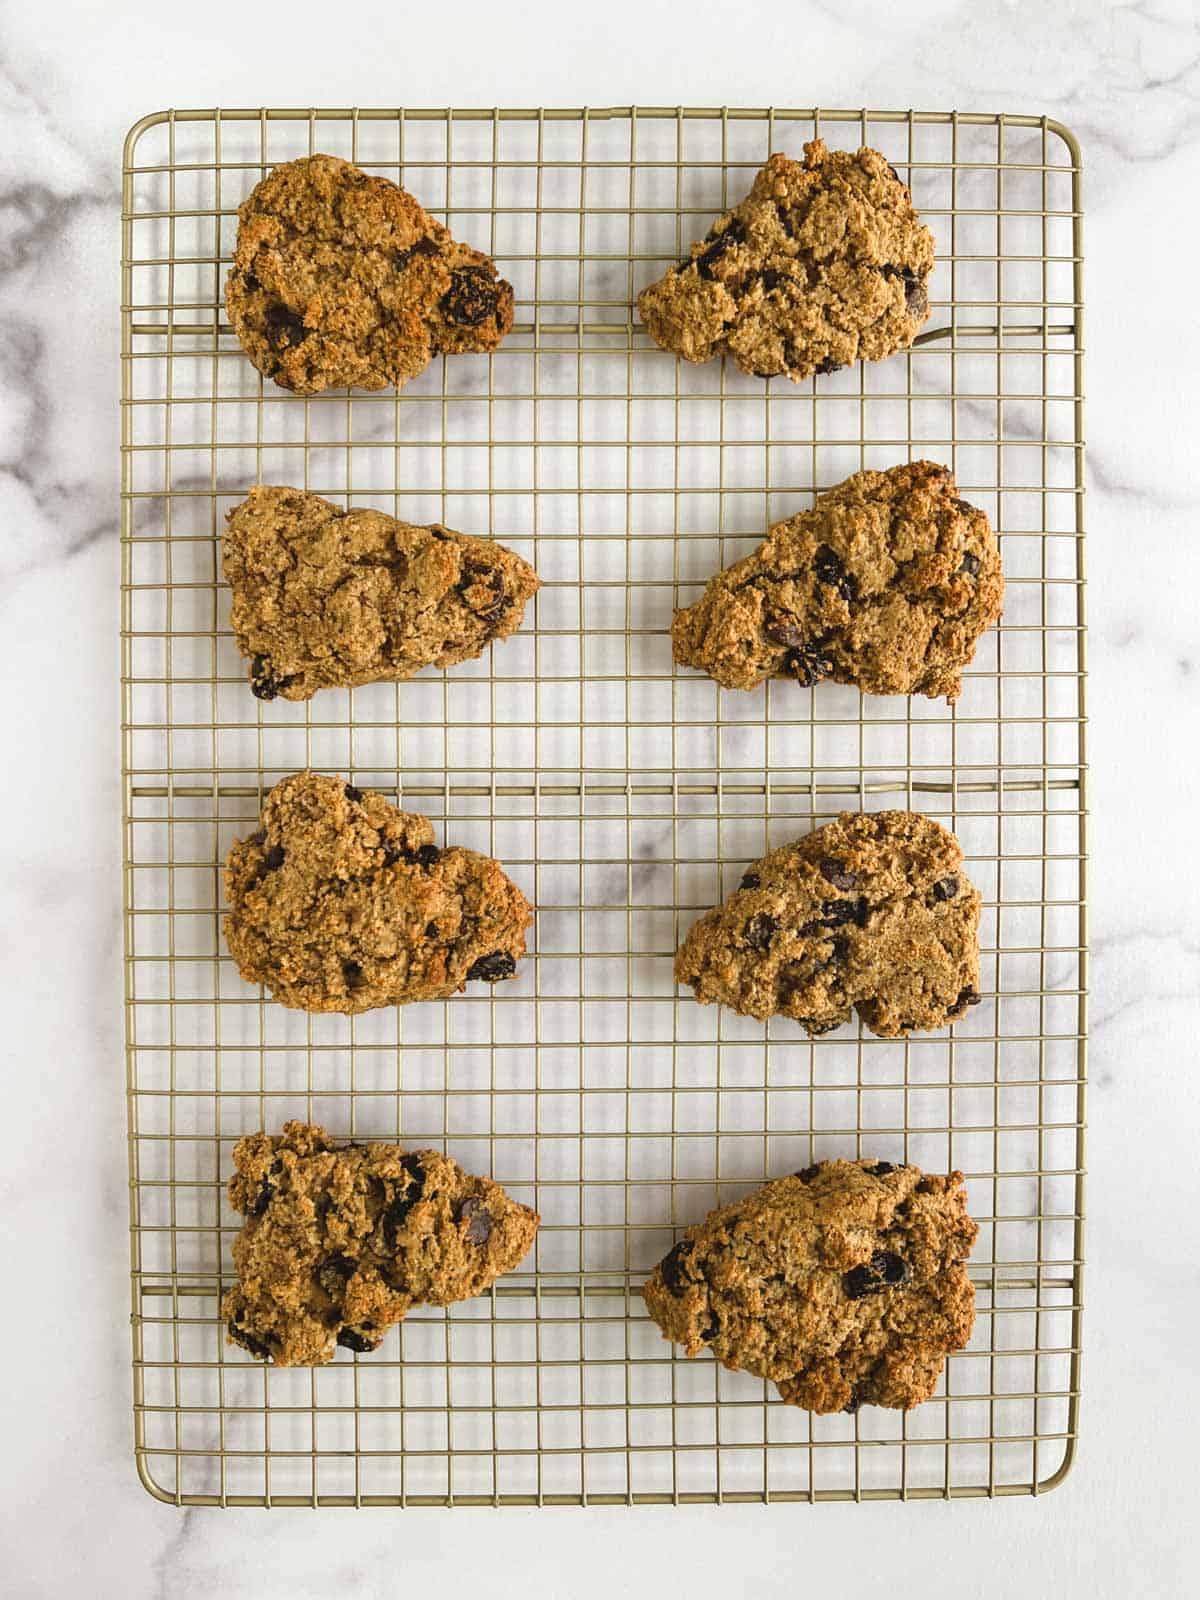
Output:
[{"xmin": 120, "ymin": 106, "xmax": 1086, "ymax": 1506}]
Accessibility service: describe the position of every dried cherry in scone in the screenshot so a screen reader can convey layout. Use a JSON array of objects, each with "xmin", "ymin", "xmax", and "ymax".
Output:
[{"xmin": 441, "ymin": 265, "xmax": 502, "ymax": 326}]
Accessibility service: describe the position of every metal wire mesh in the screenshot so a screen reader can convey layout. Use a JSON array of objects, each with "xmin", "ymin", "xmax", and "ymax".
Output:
[{"xmin": 120, "ymin": 106, "xmax": 1086, "ymax": 1506}]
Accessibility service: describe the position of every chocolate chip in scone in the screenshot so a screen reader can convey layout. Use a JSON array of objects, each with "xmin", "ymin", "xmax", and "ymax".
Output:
[
  {"xmin": 660, "ymin": 1240, "xmax": 695, "ymax": 1296},
  {"xmin": 337, "ymin": 1326, "xmax": 381, "ymax": 1353},
  {"xmin": 466, "ymin": 950, "xmax": 517, "ymax": 982},
  {"xmin": 699, "ymin": 1312, "xmax": 720, "ymax": 1343},
  {"xmin": 242, "ymin": 272, "xmax": 262, "ymax": 294},
  {"xmin": 822, "ymin": 897, "xmax": 869, "ymax": 929},
  {"xmin": 250, "ymin": 654, "xmax": 281, "ymax": 700},
  {"xmin": 815, "ymin": 357, "xmax": 843, "ymax": 376},
  {"xmin": 794, "ymin": 1163, "xmax": 821, "ymax": 1182},
  {"xmin": 247, "ymin": 1177, "xmax": 274, "ymax": 1218},
  {"xmin": 958, "ymin": 550, "xmax": 982, "ymax": 577},
  {"xmin": 392, "ymin": 236, "xmax": 439, "ymax": 270},
  {"xmin": 813, "ymin": 545, "xmax": 857, "ymax": 603},
  {"xmin": 342, "ymin": 961, "xmax": 365, "ymax": 990},
  {"xmin": 843, "ymin": 1390, "xmax": 862, "ymax": 1414},
  {"xmin": 949, "ymin": 986, "xmax": 982, "ymax": 1016},
  {"xmin": 695, "ymin": 219, "xmax": 747, "ymax": 280},
  {"xmin": 744, "ymin": 913, "xmax": 779, "ymax": 951},
  {"xmin": 882, "ymin": 263, "xmax": 928, "ymax": 317},
  {"xmin": 763, "ymin": 614, "xmax": 806, "ymax": 649},
  {"xmin": 344, "ymin": 784, "xmax": 364, "ymax": 803},
  {"xmin": 456, "ymin": 1196, "xmax": 494, "ymax": 1244},
  {"xmin": 844, "ymin": 1250, "xmax": 909, "ymax": 1299},
  {"xmin": 264, "ymin": 299, "xmax": 307, "ymax": 350},
  {"xmin": 783, "ymin": 643, "xmax": 833, "ymax": 687},
  {"xmin": 865, "ymin": 1161, "xmax": 895, "ymax": 1177},
  {"xmin": 458, "ymin": 563, "xmax": 508, "ymax": 627},
  {"xmin": 317, "ymin": 1253, "xmax": 356, "ymax": 1303},
  {"xmin": 904, "ymin": 275, "xmax": 928, "ymax": 317},
  {"xmin": 793, "ymin": 1015, "xmax": 840, "ymax": 1036},
  {"xmin": 818, "ymin": 857, "xmax": 857, "ymax": 891},
  {"xmin": 229, "ymin": 1320, "xmax": 273, "ymax": 1360},
  {"xmin": 441, "ymin": 266, "xmax": 500, "ymax": 327},
  {"xmin": 383, "ymin": 1155, "xmax": 427, "ymax": 1243},
  {"xmin": 403, "ymin": 843, "xmax": 441, "ymax": 867},
  {"xmin": 932, "ymin": 876, "xmax": 958, "ymax": 902},
  {"xmin": 739, "ymin": 873, "xmax": 762, "ymax": 890},
  {"xmin": 263, "ymin": 844, "xmax": 285, "ymax": 872}
]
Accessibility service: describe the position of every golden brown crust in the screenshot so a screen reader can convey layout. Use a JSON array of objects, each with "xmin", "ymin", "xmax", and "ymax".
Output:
[
  {"xmin": 223, "ymin": 772, "xmax": 532, "ymax": 1013},
  {"xmin": 225, "ymin": 154, "xmax": 513, "ymax": 394},
  {"xmin": 674, "ymin": 810, "xmax": 982, "ymax": 1038},
  {"xmin": 223, "ymin": 486, "xmax": 538, "ymax": 701},
  {"xmin": 642, "ymin": 1159, "xmax": 977, "ymax": 1412},
  {"xmin": 638, "ymin": 141, "xmax": 935, "ymax": 382},
  {"xmin": 671, "ymin": 462, "xmax": 1003, "ymax": 704},
  {"xmin": 222, "ymin": 1121, "xmax": 539, "ymax": 1365}
]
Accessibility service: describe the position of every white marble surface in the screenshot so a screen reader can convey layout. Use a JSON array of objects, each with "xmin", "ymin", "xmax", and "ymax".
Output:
[{"xmin": 2, "ymin": 0, "xmax": 1197, "ymax": 1594}]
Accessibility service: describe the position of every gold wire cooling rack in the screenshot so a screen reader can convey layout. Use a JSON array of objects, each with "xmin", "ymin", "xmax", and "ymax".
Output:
[{"xmin": 120, "ymin": 106, "xmax": 1086, "ymax": 1506}]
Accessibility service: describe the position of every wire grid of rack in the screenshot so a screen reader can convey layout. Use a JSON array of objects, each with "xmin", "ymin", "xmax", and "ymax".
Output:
[{"xmin": 121, "ymin": 106, "xmax": 1086, "ymax": 1507}]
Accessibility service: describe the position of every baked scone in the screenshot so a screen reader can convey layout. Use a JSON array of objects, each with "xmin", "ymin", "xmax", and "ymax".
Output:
[
  {"xmin": 223, "ymin": 485, "xmax": 539, "ymax": 701},
  {"xmin": 672, "ymin": 462, "xmax": 1002, "ymax": 703},
  {"xmin": 223, "ymin": 1120, "xmax": 539, "ymax": 1365},
  {"xmin": 224, "ymin": 772, "xmax": 532, "ymax": 1013},
  {"xmin": 643, "ymin": 1159, "xmax": 977, "ymax": 1412},
  {"xmin": 675, "ymin": 810, "xmax": 982, "ymax": 1037},
  {"xmin": 638, "ymin": 140, "xmax": 934, "ymax": 381},
  {"xmin": 225, "ymin": 154, "xmax": 514, "ymax": 393}
]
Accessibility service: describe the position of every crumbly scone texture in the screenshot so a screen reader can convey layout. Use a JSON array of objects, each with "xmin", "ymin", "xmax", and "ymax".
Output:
[
  {"xmin": 675, "ymin": 810, "xmax": 982, "ymax": 1038},
  {"xmin": 223, "ymin": 485, "xmax": 539, "ymax": 701},
  {"xmin": 671, "ymin": 461, "xmax": 1003, "ymax": 703},
  {"xmin": 222, "ymin": 1120, "xmax": 539, "ymax": 1365},
  {"xmin": 224, "ymin": 772, "xmax": 532, "ymax": 1013},
  {"xmin": 638, "ymin": 141, "xmax": 934, "ymax": 382},
  {"xmin": 643, "ymin": 1159, "xmax": 977, "ymax": 1412},
  {"xmin": 225, "ymin": 154, "xmax": 514, "ymax": 394}
]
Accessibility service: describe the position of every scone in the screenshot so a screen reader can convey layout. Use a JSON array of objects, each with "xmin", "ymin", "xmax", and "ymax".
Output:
[
  {"xmin": 671, "ymin": 461, "xmax": 1003, "ymax": 703},
  {"xmin": 638, "ymin": 140, "xmax": 934, "ymax": 381},
  {"xmin": 224, "ymin": 772, "xmax": 532, "ymax": 1013},
  {"xmin": 223, "ymin": 1120, "xmax": 539, "ymax": 1365},
  {"xmin": 643, "ymin": 1159, "xmax": 977, "ymax": 1412},
  {"xmin": 675, "ymin": 810, "xmax": 982, "ymax": 1037},
  {"xmin": 223, "ymin": 485, "xmax": 539, "ymax": 701},
  {"xmin": 225, "ymin": 153, "xmax": 514, "ymax": 393}
]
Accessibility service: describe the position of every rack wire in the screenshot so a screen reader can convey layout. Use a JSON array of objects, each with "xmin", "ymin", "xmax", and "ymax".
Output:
[{"xmin": 120, "ymin": 106, "xmax": 1086, "ymax": 1506}]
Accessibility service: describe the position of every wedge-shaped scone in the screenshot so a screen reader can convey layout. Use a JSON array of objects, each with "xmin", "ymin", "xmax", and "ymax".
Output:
[
  {"xmin": 675, "ymin": 810, "xmax": 982, "ymax": 1037},
  {"xmin": 223, "ymin": 1121, "xmax": 539, "ymax": 1365},
  {"xmin": 226, "ymin": 153, "xmax": 514, "ymax": 393},
  {"xmin": 639, "ymin": 141, "xmax": 934, "ymax": 381},
  {"xmin": 223, "ymin": 486, "xmax": 538, "ymax": 701},
  {"xmin": 643, "ymin": 1159, "xmax": 977, "ymax": 1412},
  {"xmin": 672, "ymin": 461, "xmax": 1002, "ymax": 703},
  {"xmin": 224, "ymin": 772, "xmax": 532, "ymax": 1013}
]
